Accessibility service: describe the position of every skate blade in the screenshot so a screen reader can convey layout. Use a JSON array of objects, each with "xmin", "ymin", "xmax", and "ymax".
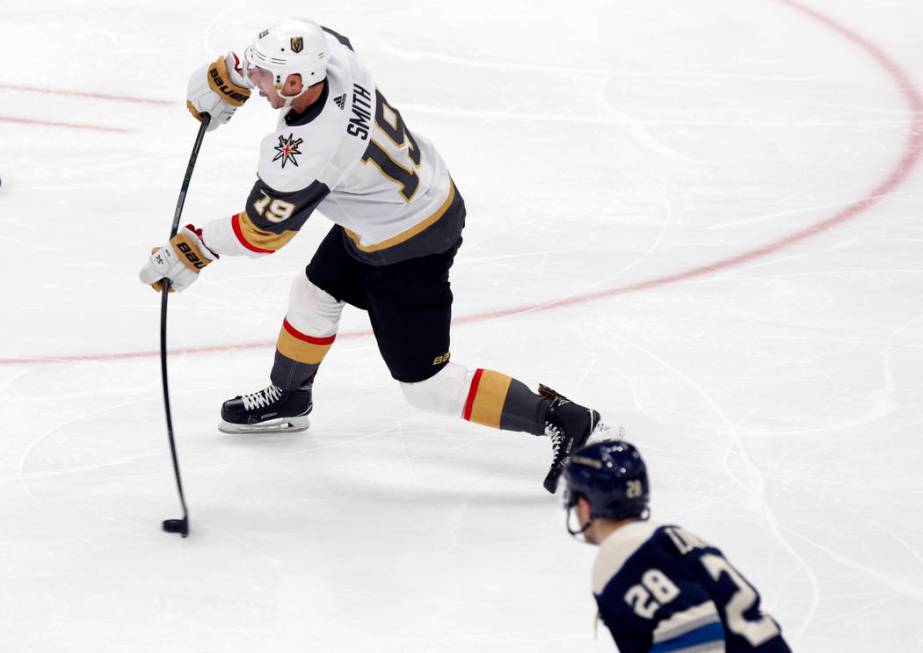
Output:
[
  {"xmin": 218, "ymin": 415, "xmax": 310, "ymax": 434},
  {"xmin": 586, "ymin": 421, "xmax": 624, "ymax": 445}
]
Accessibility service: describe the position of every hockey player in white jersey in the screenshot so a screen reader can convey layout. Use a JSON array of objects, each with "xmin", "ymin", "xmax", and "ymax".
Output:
[
  {"xmin": 138, "ymin": 18, "xmax": 605, "ymax": 493},
  {"xmin": 562, "ymin": 441, "xmax": 792, "ymax": 652}
]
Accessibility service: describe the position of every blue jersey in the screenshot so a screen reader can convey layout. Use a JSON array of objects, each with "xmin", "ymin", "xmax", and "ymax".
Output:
[{"xmin": 592, "ymin": 521, "xmax": 791, "ymax": 653}]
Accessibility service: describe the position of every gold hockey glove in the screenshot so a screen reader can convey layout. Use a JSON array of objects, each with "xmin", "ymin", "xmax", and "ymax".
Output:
[
  {"xmin": 139, "ymin": 225, "xmax": 218, "ymax": 292},
  {"xmin": 186, "ymin": 53, "xmax": 252, "ymax": 131}
]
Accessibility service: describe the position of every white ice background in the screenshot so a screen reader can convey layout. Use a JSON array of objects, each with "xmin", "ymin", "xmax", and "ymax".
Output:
[{"xmin": 1, "ymin": 1, "xmax": 922, "ymax": 651}]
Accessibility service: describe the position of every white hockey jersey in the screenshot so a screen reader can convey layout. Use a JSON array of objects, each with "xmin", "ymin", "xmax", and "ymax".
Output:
[{"xmin": 202, "ymin": 26, "xmax": 464, "ymax": 266}]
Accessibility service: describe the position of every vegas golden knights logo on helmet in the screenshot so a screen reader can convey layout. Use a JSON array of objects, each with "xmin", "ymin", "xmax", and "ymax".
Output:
[{"xmin": 290, "ymin": 36, "xmax": 304, "ymax": 53}]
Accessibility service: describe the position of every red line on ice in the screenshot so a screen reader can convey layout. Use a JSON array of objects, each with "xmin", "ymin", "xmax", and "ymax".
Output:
[
  {"xmin": 1, "ymin": 0, "xmax": 920, "ymax": 367},
  {"xmin": 0, "ymin": 83, "xmax": 172, "ymax": 106},
  {"xmin": 0, "ymin": 115, "xmax": 132, "ymax": 133}
]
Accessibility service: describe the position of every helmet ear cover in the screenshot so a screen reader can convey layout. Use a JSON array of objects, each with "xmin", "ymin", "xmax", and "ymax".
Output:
[{"xmin": 564, "ymin": 492, "xmax": 594, "ymax": 537}]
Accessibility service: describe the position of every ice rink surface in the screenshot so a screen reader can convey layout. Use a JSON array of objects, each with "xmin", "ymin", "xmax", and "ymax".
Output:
[{"xmin": 2, "ymin": 0, "xmax": 922, "ymax": 651}]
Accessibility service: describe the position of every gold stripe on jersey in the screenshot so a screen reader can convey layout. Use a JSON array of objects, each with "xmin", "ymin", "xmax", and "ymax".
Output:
[
  {"xmin": 467, "ymin": 370, "xmax": 513, "ymax": 429},
  {"xmin": 234, "ymin": 212, "xmax": 298, "ymax": 253},
  {"xmin": 344, "ymin": 183, "xmax": 456, "ymax": 253}
]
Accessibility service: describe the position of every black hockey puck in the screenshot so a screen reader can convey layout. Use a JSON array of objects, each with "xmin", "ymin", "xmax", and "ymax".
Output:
[{"xmin": 162, "ymin": 517, "xmax": 189, "ymax": 537}]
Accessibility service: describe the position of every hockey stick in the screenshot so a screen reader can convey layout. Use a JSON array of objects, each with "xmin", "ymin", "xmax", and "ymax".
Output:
[{"xmin": 160, "ymin": 112, "xmax": 211, "ymax": 538}]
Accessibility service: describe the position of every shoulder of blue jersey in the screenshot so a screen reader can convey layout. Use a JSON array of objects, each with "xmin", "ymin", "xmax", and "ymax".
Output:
[
  {"xmin": 593, "ymin": 520, "xmax": 662, "ymax": 594},
  {"xmin": 594, "ymin": 523, "xmax": 719, "ymax": 595}
]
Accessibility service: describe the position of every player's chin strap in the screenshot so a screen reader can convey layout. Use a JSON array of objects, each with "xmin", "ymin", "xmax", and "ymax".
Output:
[
  {"xmin": 566, "ymin": 506, "xmax": 594, "ymax": 539},
  {"xmin": 279, "ymin": 86, "xmax": 309, "ymax": 108}
]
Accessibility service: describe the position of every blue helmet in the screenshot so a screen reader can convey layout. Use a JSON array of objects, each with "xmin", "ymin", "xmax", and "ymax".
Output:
[{"xmin": 563, "ymin": 440, "xmax": 650, "ymax": 522}]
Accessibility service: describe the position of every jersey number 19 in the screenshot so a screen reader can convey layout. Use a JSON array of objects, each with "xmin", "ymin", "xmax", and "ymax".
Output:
[{"xmin": 362, "ymin": 90, "xmax": 422, "ymax": 202}]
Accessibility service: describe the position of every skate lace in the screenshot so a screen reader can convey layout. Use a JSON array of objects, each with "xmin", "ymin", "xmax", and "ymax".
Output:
[
  {"xmin": 241, "ymin": 384, "xmax": 284, "ymax": 411},
  {"xmin": 546, "ymin": 421, "xmax": 565, "ymax": 462}
]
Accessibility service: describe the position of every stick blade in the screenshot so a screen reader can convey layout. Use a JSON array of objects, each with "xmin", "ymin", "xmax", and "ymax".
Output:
[{"xmin": 162, "ymin": 517, "xmax": 189, "ymax": 537}]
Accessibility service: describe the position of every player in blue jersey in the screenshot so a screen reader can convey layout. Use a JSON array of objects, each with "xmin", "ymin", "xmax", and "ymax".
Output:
[{"xmin": 562, "ymin": 441, "xmax": 792, "ymax": 652}]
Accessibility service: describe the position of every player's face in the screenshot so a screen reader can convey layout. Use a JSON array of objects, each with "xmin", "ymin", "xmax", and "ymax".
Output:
[
  {"xmin": 247, "ymin": 67, "xmax": 285, "ymax": 109},
  {"xmin": 248, "ymin": 67, "xmax": 303, "ymax": 109},
  {"xmin": 576, "ymin": 498, "xmax": 599, "ymax": 544}
]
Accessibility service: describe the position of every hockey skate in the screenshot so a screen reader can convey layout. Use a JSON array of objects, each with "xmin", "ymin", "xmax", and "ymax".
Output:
[
  {"xmin": 219, "ymin": 383, "xmax": 313, "ymax": 434},
  {"xmin": 540, "ymin": 384, "xmax": 603, "ymax": 494}
]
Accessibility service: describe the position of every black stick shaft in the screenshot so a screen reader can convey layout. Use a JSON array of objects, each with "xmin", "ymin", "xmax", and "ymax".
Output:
[
  {"xmin": 169, "ymin": 114, "xmax": 211, "ymax": 239},
  {"xmin": 160, "ymin": 113, "xmax": 211, "ymax": 536}
]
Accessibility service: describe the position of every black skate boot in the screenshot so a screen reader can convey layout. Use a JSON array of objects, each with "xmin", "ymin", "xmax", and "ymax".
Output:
[
  {"xmin": 219, "ymin": 383, "xmax": 313, "ymax": 434},
  {"xmin": 540, "ymin": 384, "xmax": 601, "ymax": 493}
]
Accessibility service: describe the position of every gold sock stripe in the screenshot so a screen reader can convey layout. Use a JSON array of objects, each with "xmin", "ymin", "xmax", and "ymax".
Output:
[
  {"xmin": 276, "ymin": 319, "xmax": 335, "ymax": 365},
  {"xmin": 465, "ymin": 369, "xmax": 513, "ymax": 429}
]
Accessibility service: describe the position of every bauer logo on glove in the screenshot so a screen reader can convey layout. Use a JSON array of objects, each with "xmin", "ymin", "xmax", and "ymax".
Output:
[
  {"xmin": 207, "ymin": 60, "xmax": 250, "ymax": 106},
  {"xmin": 187, "ymin": 53, "xmax": 253, "ymax": 131},
  {"xmin": 139, "ymin": 225, "xmax": 218, "ymax": 292},
  {"xmin": 176, "ymin": 241, "xmax": 209, "ymax": 270}
]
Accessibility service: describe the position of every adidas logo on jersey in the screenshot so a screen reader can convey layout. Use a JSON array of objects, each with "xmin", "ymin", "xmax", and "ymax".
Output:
[{"xmin": 334, "ymin": 93, "xmax": 346, "ymax": 110}]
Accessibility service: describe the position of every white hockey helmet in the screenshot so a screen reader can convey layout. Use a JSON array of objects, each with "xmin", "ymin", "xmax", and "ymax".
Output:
[{"xmin": 244, "ymin": 18, "xmax": 329, "ymax": 105}]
